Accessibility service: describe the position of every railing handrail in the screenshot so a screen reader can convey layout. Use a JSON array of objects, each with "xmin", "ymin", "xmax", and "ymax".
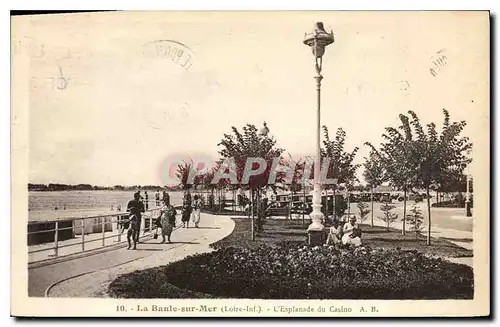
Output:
[
  {"xmin": 28, "ymin": 209, "xmax": 165, "ymax": 263},
  {"xmin": 28, "ymin": 207, "xmax": 162, "ymax": 224}
]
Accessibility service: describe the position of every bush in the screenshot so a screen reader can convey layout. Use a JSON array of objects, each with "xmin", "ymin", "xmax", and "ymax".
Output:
[
  {"xmin": 407, "ymin": 204, "xmax": 424, "ymax": 240},
  {"xmin": 357, "ymin": 202, "xmax": 371, "ymax": 223},
  {"xmin": 109, "ymin": 244, "xmax": 473, "ymax": 299},
  {"xmin": 379, "ymin": 202, "xmax": 398, "ymax": 229}
]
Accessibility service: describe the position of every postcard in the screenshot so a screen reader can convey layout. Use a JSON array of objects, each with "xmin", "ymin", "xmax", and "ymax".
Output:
[{"xmin": 11, "ymin": 10, "xmax": 490, "ymax": 317}]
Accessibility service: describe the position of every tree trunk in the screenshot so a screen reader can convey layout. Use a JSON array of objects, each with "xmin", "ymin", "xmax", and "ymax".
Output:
[
  {"xmin": 426, "ymin": 186, "xmax": 431, "ymax": 246},
  {"xmin": 302, "ymin": 185, "xmax": 306, "ymax": 226},
  {"xmin": 232, "ymin": 190, "xmax": 235, "ymax": 212},
  {"xmin": 251, "ymin": 188, "xmax": 255, "ymax": 241},
  {"xmin": 415, "ymin": 213, "xmax": 419, "ymax": 242},
  {"xmin": 370, "ymin": 187, "xmax": 374, "ymax": 227},
  {"xmin": 402, "ymin": 189, "xmax": 407, "ymax": 236},
  {"xmin": 333, "ymin": 188, "xmax": 337, "ymax": 219},
  {"xmin": 347, "ymin": 189, "xmax": 351, "ymax": 217}
]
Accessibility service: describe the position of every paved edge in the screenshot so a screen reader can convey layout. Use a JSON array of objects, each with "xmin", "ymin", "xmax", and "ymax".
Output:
[{"xmin": 45, "ymin": 215, "xmax": 236, "ymax": 297}]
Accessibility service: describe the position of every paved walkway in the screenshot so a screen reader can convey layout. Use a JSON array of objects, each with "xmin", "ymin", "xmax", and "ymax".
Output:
[{"xmin": 29, "ymin": 213, "xmax": 235, "ymax": 297}]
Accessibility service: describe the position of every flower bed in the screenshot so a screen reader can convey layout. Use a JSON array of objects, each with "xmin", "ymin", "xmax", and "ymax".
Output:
[{"xmin": 108, "ymin": 244, "xmax": 473, "ymax": 299}]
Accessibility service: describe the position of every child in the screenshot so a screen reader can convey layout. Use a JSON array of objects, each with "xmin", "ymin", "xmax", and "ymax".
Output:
[{"xmin": 126, "ymin": 214, "xmax": 140, "ymax": 250}]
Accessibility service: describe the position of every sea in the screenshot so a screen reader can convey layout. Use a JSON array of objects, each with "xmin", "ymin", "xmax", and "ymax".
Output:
[
  {"xmin": 28, "ymin": 190, "xmax": 185, "ymax": 222},
  {"xmin": 27, "ymin": 189, "xmax": 247, "ymax": 222}
]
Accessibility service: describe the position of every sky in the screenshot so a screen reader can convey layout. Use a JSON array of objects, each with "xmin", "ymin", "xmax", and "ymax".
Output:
[{"xmin": 14, "ymin": 11, "xmax": 489, "ymax": 186}]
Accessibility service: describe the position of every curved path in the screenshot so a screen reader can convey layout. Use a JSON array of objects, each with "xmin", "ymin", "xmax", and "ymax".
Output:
[{"xmin": 28, "ymin": 214, "xmax": 235, "ymax": 298}]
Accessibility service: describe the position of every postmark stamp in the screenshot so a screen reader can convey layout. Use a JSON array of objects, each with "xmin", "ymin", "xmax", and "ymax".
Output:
[
  {"xmin": 429, "ymin": 49, "xmax": 447, "ymax": 77},
  {"xmin": 141, "ymin": 40, "xmax": 195, "ymax": 71}
]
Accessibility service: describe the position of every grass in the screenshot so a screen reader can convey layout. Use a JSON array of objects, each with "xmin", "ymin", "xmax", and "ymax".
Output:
[
  {"xmin": 109, "ymin": 217, "xmax": 473, "ymax": 299},
  {"xmin": 210, "ymin": 218, "xmax": 473, "ymax": 258}
]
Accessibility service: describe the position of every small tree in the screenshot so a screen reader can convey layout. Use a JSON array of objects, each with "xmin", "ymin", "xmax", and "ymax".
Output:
[
  {"xmin": 378, "ymin": 202, "xmax": 398, "ymax": 229},
  {"xmin": 357, "ymin": 201, "xmax": 371, "ymax": 224},
  {"xmin": 406, "ymin": 203, "xmax": 424, "ymax": 241},
  {"xmin": 362, "ymin": 145, "xmax": 385, "ymax": 227},
  {"xmin": 217, "ymin": 122, "xmax": 285, "ymax": 240},
  {"xmin": 321, "ymin": 127, "xmax": 360, "ymax": 219}
]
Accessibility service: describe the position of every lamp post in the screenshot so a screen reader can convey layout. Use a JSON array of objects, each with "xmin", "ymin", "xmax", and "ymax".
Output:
[
  {"xmin": 303, "ymin": 22, "xmax": 335, "ymax": 245},
  {"xmin": 465, "ymin": 174, "xmax": 472, "ymax": 217},
  {"xmin": 465, "ymin": 149, "xmax": 472, "ymax": 217}
]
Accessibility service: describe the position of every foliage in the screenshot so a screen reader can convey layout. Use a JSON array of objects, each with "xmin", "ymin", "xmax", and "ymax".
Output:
[
  {"xmin": 108, "ymin": 244, "xmax": 473, "ymax": 299},
  {"xmin": 335, "ymin": 195, "xmax": 348, "ymax": 219},
  {"xmin": 378, "ymin": 202, "xmax": 399, "ymax": 229},
  {"xmin": 207, "ymin": 193, "xmax": 215, "ymax": 210},
  {"xmin": 175, "ymin": 161, "xmax": 194, "ymax": 191},
  {"xmin": 217, "ymin": 123, "xmax": 285, "ymax": 191},
  {"xmin": 362, "ymin": 147, "xmax": 385, "ymax": 189},
  {"xmin": 406, "ymin": 204, "xmax": 424, "ymax": 239},
  {"xmin": 217, "ymin": 123, "xmax": 285, "ymax": 237},
  {"xmin": 287, "ymin": 157, "xmax": 309, "ymax": 194},
  {"xmin": 370, "ymin": 109, "xmax": 472, "ymax": 243},
  {"xmin": 357, "ymin": 202, "xmax": 371, "ymax": 223},
  {"xmin": 321, "ymin": 127, "xmax": 360, "ymax": 190}
]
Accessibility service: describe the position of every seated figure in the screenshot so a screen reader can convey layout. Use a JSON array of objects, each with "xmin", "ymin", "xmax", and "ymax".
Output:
[
  {"xmin": 325, "ymin": 219, "xmax": 343, "ymax": 245},
  {"xmin": 342, "ymin": 227, "xmax": 362, "ymax": 247}
]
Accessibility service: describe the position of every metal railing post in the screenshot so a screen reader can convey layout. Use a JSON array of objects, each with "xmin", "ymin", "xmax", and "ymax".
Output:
[
  {"xmin": 81, "ymin": 218, "xmax": 85, "ymax": 251},
  {"xmin": 102, "ymin": 217, "xmax": 105, "ymax": 246},
  {"xmin": 54, "ymin": 220, "xmax": 59, "ymax": 257},
  {"xmin": 118, "ymin": 214, "xmax": 122, "ymax": 242}
]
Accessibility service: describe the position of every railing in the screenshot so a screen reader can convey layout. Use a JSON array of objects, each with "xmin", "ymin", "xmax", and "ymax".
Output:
[{"xmin": 27, "ymin": 208, "xmax": 162, "ymax": 263}]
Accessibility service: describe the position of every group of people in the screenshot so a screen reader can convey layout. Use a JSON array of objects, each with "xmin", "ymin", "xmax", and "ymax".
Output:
[
  {"xmin": 123, "ymin": 190, "xmax": 202, "ymax": 249},
  {"xmin": 326, "ymin": 214, "xmax": 363, "ymax": 247}
]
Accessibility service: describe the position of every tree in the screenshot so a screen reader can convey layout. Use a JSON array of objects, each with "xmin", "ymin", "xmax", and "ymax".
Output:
[
  {"xmin": 357, "ymin": 201, "xmax": 371, "ymax": 224},
  {"xmin": 378, "ymin": 202, "xmax": 399, "ymax": 229},
  {"xmin": 217, "ymin": 123, "xmax": 285, "ymax": 240},
  {"xmin": 176, "ymin": 161, "xmax": 194, "ymax": 191},
  {"xmin": 362, "ymin": 146, "xmax": 385, "ymax": 227},
  {"xmin": 381, "ymin": 114, "xmax": 420, "ymax": 236},
  {"xmin": 406, "ymin": 202, "xmax": 424, "ymax": 241},
  {"xmin": 406, "ymin": 109, "xmax": 471, "ymax": 245},
  {"xmin": 321, "ymin": 127, "xmax": 360, "ymax": 219}
]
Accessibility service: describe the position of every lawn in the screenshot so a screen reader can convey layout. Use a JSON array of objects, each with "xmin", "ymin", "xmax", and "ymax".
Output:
[
  {"xmin": 211, "ymin": 218, "xmax": 473, "ymax": 258},
  {"xmin": 108, "ymin": 217, "xmax": 474, "ymax": 299}
]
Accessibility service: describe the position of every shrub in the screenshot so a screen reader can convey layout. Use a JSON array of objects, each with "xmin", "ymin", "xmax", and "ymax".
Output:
[
  {"xmin": 379, "ymin": 202, "xmax": 398, "ymax": 229},
  {"xmin": 407, "ymin": 204, "xmax": 424, "ymax": 240},
  {"xmin": 357, "ymin": 202, "xmax": 371, "ymax": 223},
  {"xmin": 109, "ymin": 244, "xmax": 473, "ymax": 299}
]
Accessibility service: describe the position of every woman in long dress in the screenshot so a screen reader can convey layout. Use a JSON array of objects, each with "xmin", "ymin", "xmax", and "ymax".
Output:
[
  {"xmin": 159, "ymin": 201, "xmax": 177, "ymax": 243},
  {"xmin": 326, "ymin": 219, "xmax": 343, "ymax": 245},
  {"xmin": 342, "ymin": 215, "xmax": 362, "ymax": 246},
  {"xmin": 191, "ymin": 195, "xmax": 201, "ymax": 228}
]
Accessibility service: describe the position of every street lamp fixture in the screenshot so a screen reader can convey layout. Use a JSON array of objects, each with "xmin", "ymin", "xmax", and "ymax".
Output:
[{"xmin": 303, "ymin": 22, "xmax": 335, "ymax": 245}]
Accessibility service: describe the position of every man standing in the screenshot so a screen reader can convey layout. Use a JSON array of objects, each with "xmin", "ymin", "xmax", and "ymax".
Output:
[
  {"xmin": 155, "ymin": 190, "xmax": 160, "ymax": 207},
  {"xmin": 145, "ymin": 191, "xmax": 149, "ymax": 210},
  {"xmin": 127, "ymin": 192, "xmax": 145, "ymax": 243},
  {"xmin": 163, "ymin": 191, "xmax": 170, "ymax": 206}
]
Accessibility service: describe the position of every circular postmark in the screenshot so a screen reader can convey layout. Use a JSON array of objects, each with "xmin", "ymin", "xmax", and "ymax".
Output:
[{"xmin": 142, "ymin": 40, "xmax": 195, "ymax": 71}]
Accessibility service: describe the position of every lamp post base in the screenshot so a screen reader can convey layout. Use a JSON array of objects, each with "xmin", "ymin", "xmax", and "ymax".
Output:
[
  {"xmin": 308, "ymin": 230, "xmax": 325, "ymax": 246},
  {"xmin": 466, "ymin": 202, "xmax": 472, "ymax": 217}
]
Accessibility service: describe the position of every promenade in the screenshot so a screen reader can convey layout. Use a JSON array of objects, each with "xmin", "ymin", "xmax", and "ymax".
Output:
[
  {"xmin": 29, "ymin": 213, "xmax": 235, "ymax": 297},
  {"xmin": 29, "ymin": 208, "xmax": 472, "ymax": 298}
]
